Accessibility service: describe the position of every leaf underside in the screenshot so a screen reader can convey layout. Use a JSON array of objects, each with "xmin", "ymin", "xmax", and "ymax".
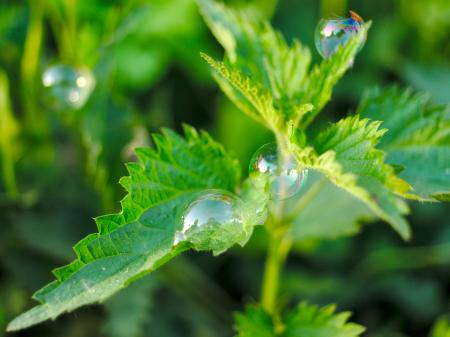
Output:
[{"xmin": 288, "ymin": 171, "xmax": 374, "ymax": 242}]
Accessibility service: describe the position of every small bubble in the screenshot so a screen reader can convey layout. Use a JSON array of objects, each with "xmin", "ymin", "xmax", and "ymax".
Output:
[
  {"xmin": 42, "ymin": 64, "xmax": 95, "ymax": 111},
  {"xmin": 315, "ymin": 11, "xmax": 366, "ymax": 60},
  {"xmin": 249, "ymin": 143, "xmax": 307, "ymax": 200},
  {"xmin": 175, "ymin": 190, "xmax": 244, "ymax": 250}
]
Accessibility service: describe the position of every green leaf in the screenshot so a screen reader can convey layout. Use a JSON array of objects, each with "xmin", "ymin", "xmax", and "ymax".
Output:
[
  {"xmin": 286, "ymin": 171, "xmax": 374, "ymax": 241},
  {"xmin": 358, "ymin": 86, "xmax": 450, "ymax": 201},
  {"xmin": 7, "ymin": 126, "xmax": 268, "ymax": 331},
  {"xmin": 233, "ymin": 302, "xmax": 365, "ymax": 337},
  {"xmin": 283, "ymin": 302, "xmax": 365, "ymax": 337},
  {"xmin": 292, "ymin": 115, "xmax": 411, "ymax": 239},
  {"xmin": 234, "ymin": 305, "xmax": 276, "ymax": 337},
  {"xmin": 198, "ymin": 0, "xmax": 369, "ymax": 129},
  {"xmin": 200, "ymin": 52, "xmax": 284, "ymax": 130},
  {"xmin": 297, "ymin": 23, "xmax": 370, "ymax": 128},
  {"xmin": 429, "ymin": 315, "xmax": 450, "ymax": 337}
]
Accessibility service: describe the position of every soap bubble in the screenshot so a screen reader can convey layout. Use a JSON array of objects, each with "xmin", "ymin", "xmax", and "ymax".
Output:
[
  {"xmin": 315, "ymin": 11, "xmax": 366, "ymax": 60},
  {"xmin": 42, "ymin": 64, "xmax": 95, "ymax": 110},
  {"xmin": 175, "ymin": 190, "xmax": 245, "ymax": 252},
  {"xmin": 249, "ymin": 143, "xmax": 307, "ymax": 200}
]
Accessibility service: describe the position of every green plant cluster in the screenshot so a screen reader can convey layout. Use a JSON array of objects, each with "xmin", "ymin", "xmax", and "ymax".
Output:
[{"xmin": 1, "ymin": 0, "xmax": 449, "ymax": 336}]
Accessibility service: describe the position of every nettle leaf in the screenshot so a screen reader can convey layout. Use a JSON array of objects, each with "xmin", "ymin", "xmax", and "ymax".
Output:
[
  {"xmin": 286, "ymin": 171, "xmax": 375, "ymax": 242},
  {"xmin": 358, "ymin": 86, "xmax": 450, "ymax": 201},
  {"xmin": 233, "ymin": 302, "xmax": 365, "ymax": 337},
  {"xmin": 234, "ymin": 306, "xmax": 276, "ymax": 337},
  {"xmin": 292, "ymin": 115, "xmax": 412, "ymax": 239},
  {"xmin": 7, "ymin": 126, "xmax": 268, "ymax": 331},
  {"xmin": 283, "ymin": 302, "xmax": 365, "ymax": 337},
  {"xmin": 200, "ymin": 52, "xmax": 285, "ymax": 130},
  {"xmin": 198, "ymin": 0, "xmax": 369, "ymax": 129},
  {"xmin": 297, "ymin": 26, "xmax": 370, "ymax": 128}
]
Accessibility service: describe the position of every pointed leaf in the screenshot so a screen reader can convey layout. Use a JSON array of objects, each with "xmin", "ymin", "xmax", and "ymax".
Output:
[
  {"xmin": 292, "ymin": 115, "xmax": 411, "ymax": 239},
  {"xmin": 234, "ymin": 305, "xmax": 276, "ymax": 337},
  {"xmin": 7, "ymin": 126, "xmax": 268, "ymax": 331},
  {"xmin": 198, "ymin": 0, "xmax": 369, "ymax": 128},
  {"xmin": 283, "ymin": 302, "xmax": 365, "ymax": 337},
  {"xmin": 358, "ymin": 86, "xmax": 450, "ymax": 201}
]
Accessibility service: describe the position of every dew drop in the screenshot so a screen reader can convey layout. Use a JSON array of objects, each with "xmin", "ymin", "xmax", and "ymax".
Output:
[
  {"xmin": 175, "ymin": 190, "xmax": 244, "ymax": 250},
  {"xmin": 315, "ymin": 11, "xmax": 366, "ymax": 60},
  {"xmin": 249, "ymin": 143, "xmax": 307, "ymax": 200},
  {"xmin": 42, "ymin": 64, "xmax": 95, "ymax": 110}
]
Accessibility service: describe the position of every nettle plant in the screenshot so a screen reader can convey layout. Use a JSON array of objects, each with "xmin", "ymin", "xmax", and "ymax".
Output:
[{"xmin": 8, "ymin": 0, "xmax": 450, "ymax": 335}]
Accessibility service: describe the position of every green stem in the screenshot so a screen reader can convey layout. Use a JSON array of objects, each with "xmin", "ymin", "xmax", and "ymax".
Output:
[
  {"xmin": 0, "ymin": 70, "xmax": 19, "ymax": 198},
  {"xmin": 64, "ymin": 0, "xmax": 79, "ymax": 63},
  {"xmin": 22, "ymin": 0, "xmax": 45, "ymax": 134},
  {"xmin": 261, "ymin": 177, "xmax": 323, "ymax": 313},
  {"xmin": 260, "ymin": 131, "xmax": 295, "ymax": 313},
  {"xmin": 261, "ymin": 226, "xmax": 292, "ymax": 314}
]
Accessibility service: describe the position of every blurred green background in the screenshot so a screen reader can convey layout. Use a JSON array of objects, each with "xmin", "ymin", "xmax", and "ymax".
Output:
[{"xmin": 0, "ymin": 0, "xmax": 449, "ymax": 336}]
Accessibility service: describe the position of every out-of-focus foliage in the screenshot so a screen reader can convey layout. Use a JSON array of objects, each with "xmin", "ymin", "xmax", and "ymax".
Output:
[
  {"xmin": 0, "ymin": 0, "xmax": 449, "ymax": 336},
  {"xmin": 234, "ymin": 302, "xmax": 365, "ymax": 337},
  {"xmin": 429, "ymin": 316, "xmax": 450, "ymax": 337}
]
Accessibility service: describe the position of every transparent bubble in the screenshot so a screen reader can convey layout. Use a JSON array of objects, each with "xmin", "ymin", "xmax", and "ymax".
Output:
[
  {"xmin": 175, "ymin": 190, "xmax": 244, "ymax": 250},
  {"xmin": 42, "ymin": 64, "xmax": 95, "ymax": 111},
  {"xmin": 315, "ymin": 11, "xmax": 366, "ymax": 60},
  {"xmin": 249, "ymin": 143, "xmax": 307, "ymax": 200}
]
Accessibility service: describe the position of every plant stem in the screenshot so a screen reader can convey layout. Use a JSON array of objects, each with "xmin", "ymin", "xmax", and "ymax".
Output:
[
  {"xmin": 260, "ymin": 130, "xmax": 295, "ymax": 313},
  {"xmin": 64, "ymin": 0, "xmax": 79, "ymax": 63},
  {"xmin": 261, "ymin": 227, "xmax": 292, "ymax": 314},
  {"xmin": 22, "ymin": 0, "xmax": 45, "ymax": 135},
  {"xmin": 0, "ymin": 70, "xmax": 19, "ymax": 198}
]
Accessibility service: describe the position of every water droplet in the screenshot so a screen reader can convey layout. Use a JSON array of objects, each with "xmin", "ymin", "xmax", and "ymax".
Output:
[
  {"xmin": 249, "ymin": 143, "xmax": 307, "ymax": 200},
  {"xmin": 175, "ymin": 190, "xmax": 244, "ymax": 251},
  {"xmin": 42, "ymin": 64, "xmax": 95, "ymax": 110},
  {"xmin": 315, "ymin": 11, "xmax": 366, "ymax": 60}
]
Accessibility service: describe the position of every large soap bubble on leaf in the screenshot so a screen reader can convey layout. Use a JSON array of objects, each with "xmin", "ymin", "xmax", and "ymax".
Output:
[
  {"xmin": 175, "ymin": 190, "xmax": 247, "ymax": 254},
  {"xmin": 249, "ymin": 143, "xmax": 307, "ymax": 201},
  {"xmin": 315, "ymin": 11, "xmax": 366, "ymax": 60},
  {"xmin": 42, "ymin": 64, "xmax": 95, "ymax": 111}
]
